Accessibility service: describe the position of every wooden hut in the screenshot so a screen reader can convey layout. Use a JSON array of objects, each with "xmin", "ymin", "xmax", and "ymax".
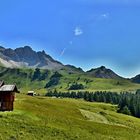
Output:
[
  {"xmin": 0, "ymin": 84, "xmax": 19, "ymax": 111},
  {"xmin": 27, "ymin": 91, "xmax": 36, "ymax": 96}
]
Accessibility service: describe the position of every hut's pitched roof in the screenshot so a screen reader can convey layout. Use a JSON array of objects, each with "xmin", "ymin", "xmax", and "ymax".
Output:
[{"xmin": 0, "ymin": 85, "xmax": 19, "ymax": 93}]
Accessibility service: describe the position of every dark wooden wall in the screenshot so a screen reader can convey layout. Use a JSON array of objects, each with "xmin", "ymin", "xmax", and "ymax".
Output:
[{"xmin": 0, "ymin": 92, "xmax": 15, "ymax": 111}]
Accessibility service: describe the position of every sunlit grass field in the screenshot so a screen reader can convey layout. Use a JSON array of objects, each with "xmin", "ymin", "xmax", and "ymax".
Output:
[{"xmin": 0, "ymin": 94, "xmax": 140, "ymax": 140}]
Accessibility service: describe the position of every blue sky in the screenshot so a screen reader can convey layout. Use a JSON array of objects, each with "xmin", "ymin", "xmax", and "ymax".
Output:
[{"xmin": 0, "ymin": 0, "xmax": 140, "ymax": 77}]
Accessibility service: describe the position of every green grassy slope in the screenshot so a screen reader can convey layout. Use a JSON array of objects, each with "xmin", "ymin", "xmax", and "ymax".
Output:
[
  {"xmin": 0, "ymin": 66, "xmax": 140, "ymax": 94},
  {"xmin": 0, "ymin": 94, "xmax": 140, "ymax": 140}
]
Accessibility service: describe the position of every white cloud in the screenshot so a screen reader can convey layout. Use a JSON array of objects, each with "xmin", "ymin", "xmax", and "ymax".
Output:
[
  {"xmin": 101, "ymin": 13, "xmax": 109, "ymax": 19},
  {"xmin": 101, "ymin": 14, "xmax": 107, "ymax": 18},
  {"xmin": 74, "ymin": 27, "xmax": 83, "ymax": 36}
]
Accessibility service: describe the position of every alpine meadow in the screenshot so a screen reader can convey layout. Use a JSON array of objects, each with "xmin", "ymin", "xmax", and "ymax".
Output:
[{"xmin": 0, "ymin": 0, "xmax": 140, "ymax": 140}]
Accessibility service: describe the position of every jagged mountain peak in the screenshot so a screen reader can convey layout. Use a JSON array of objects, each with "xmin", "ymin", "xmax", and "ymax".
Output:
[{"xmin": 0, "ymin": 46, "xmax": 63, "ymax": 70}]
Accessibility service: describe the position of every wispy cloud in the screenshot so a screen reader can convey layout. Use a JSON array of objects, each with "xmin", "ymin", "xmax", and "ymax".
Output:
[
  {"xmin": 74, "ymin": 27, "xmax": 83, "ymax": 36},
  {"xmin": 60, "ymin": 48, "xmax": 66, "ymax": 57}
]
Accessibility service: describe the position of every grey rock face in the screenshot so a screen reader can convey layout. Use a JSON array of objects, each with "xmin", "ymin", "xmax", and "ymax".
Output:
[{"xmin": 0, "ymin": 46, "xmax": 63, "ymax": 70}]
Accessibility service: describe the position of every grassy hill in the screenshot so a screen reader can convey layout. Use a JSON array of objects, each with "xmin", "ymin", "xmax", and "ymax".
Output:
[
  {"xmin": 0, "ymin": 66, "xmax": 140, "ymax": 94},
  {"xmin": 1, "ymin": 94, "xmax": 140, "ymax": 140}
]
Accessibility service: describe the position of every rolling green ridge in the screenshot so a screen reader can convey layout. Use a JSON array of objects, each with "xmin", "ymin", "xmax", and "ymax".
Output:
[
  {"xmin": 0, "ymin": 94, "xmax": 140, "ymax": 140},
  {"xmin": 0, "ymin": 66, "xmax": 140, "ymax": 95},
  {"xmin": 0, "ymin": 66, "xmax": 140, "ymax": 94}
]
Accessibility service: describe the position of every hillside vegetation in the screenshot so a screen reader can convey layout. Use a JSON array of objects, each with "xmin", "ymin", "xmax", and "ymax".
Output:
[
  {"xmin": 0, "ymin": 94, "xmax": 140, "ymax": 140},
  {"xmin": 0, "ymin": 66, "xmax": 140, "ymax": 94}
]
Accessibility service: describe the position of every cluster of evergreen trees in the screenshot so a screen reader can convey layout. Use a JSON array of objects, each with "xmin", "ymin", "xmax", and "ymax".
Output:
[
  {"xmin": 118, "ymin": 92, "xmax": 140, "ymax": 117},
  {"xmin": 46, "ymin": 90, "xmax": 140, "ymax": 118},
  {"xmin": 32, "ymin": 68, "xmax": 49, "ymax": 81},
  {"xmin": 68, "ymin": 83, "xmax": 84, "ymax": 90},
  {"xmin": 46, "ymin": 90, "xmax": 120, "ymax": 103},
  {"xmin": 45, "ymin": 72, "xmax": 62, "ymax": 88}
]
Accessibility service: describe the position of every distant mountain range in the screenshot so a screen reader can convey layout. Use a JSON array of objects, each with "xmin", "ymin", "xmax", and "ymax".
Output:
[
  {"xmin": 0, "ymin": 46, "xmax": 140, "ymax": 82},
  {"xmin": 0, "ymin": 46, "xmax": 63, "ymax": 70}
]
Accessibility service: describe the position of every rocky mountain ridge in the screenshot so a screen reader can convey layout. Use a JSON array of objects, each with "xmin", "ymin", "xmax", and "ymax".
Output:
[
  {"xmin": 86, "ymin": 66, "xmax": 122, "ymax": 79},
  {"xmin": 0, "ymin": 46, "xmax": 63, "ymax": 70},
  {"xmin": 0, "ymin": 46, "xmax": 139, "ymax": 80}
]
